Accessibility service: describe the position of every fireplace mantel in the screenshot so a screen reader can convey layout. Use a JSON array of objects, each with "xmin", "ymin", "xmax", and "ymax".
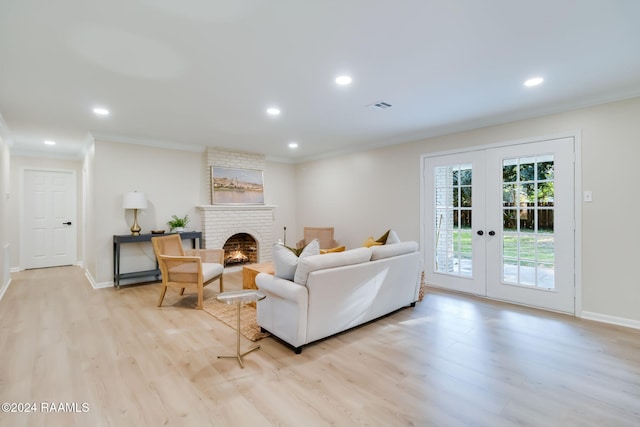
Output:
[{"xmin": 197, "ymin": 205, "xmax": 277, "ymax": 211}]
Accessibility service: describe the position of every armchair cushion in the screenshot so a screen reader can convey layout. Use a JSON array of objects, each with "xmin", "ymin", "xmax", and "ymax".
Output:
[{"xmin": 202, "ymin": 263, "xmax": 225, "ymax": 282}]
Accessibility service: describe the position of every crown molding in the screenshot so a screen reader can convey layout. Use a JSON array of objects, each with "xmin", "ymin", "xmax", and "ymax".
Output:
[{"xmin": 90, "ymin": 132, "xmax": 206, "ymax": 153}]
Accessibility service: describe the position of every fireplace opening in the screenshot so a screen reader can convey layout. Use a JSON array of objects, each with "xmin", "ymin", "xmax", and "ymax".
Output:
[{"xmin": 223, "ymin": 233, "xmax": 257, "ymax": 266}]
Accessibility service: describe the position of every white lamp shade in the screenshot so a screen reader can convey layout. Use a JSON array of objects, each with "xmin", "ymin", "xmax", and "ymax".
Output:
[{"xmin": 122, "ymin": 192, "xmax": 148, "ymax": 209}]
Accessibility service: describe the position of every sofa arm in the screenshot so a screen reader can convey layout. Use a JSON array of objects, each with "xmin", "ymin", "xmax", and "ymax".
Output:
[
  {"xmin": 255, "ymin": 272, "xmax": 309, "ymax": 349},
  {"xmin": 255, "ymin": 273, "xmax": 307, "ymax": 302}
]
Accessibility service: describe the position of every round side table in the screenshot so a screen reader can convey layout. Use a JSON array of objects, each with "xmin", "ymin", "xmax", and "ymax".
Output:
[{"xmin": 216, "ymin": 289, "xmax": 266, "ymax": 368}]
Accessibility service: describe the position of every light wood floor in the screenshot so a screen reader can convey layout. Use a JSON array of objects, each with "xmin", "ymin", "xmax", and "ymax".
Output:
[{"xmin": 1, "ymin": 266, "xmax": 639, "ymax": 427}]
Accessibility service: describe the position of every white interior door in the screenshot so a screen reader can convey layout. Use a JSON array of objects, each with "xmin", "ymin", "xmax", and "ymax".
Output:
[
  {"xmin": 22, "ymin": 169, "xmax": 77, "ymax": 269},
  {"xmin": 423, "ymin": 138, "xmax": 575, "ymax": 314}
]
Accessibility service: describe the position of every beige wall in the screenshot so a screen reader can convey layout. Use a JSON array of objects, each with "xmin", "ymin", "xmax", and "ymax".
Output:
[
  {"xmin": 295, "ymin": 96, "xmax": 640, "ymax": 324},
  {"xmin": 8, "ymin": 156, "xmax": 84, "ymax": 270},
  {"xmin": 87, "ymin": 140, "xmax": 298, "ymax": 285}
]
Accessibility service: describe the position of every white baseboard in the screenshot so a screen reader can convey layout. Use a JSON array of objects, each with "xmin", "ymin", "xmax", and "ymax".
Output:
[
  {"xmin": 84, "ymin": 269, "xmax": 112, "ymax": 289},
  {"xmin": 581, "ymin": 311, "xmax": 640, "ymax": 330},
  {"xmin": 0, "ymin": 278, "xmax": 10, "ymax": 302}
]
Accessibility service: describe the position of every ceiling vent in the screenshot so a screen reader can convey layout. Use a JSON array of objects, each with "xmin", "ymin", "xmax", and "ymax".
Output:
[{"xmin": 369, "ymin": 101, "xmax": 392, "ymax": 110}]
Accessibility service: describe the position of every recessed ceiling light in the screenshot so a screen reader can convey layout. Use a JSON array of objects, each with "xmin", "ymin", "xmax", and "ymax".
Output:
[
  {"xmin": 335, "ymin": 75, "xmax": 352, "ymax": 85},
  {"xmin": 288, "ymin": 142, "xmax": 298, "ymax": 149},
  {"xmin": 266, "ymin": 107, "xmax": 281, "ymax": 116},
  {"xmin": 44, "ymin": 140, "xmax": 56, "ymax": 146},
  {"xmin": 524, "ymin": 77, "xmax": 544, "ymax": 87},
  {"xmin": 93, "ymin": 107, "xmax": 110, "ymax": 116}
]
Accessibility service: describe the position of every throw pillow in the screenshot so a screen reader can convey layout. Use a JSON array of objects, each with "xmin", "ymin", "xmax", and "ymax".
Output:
[
  {"xmin": 363, "ymin": 229, "xmax": 392, "ymax": 247},
  {"xmin": 363, "ymin": 237, "xmax": 383, "ymax": 248},
  {"xmin": 272, "ymin": 239, "xmax": 320, "ymax": 280},
  {"xmin": 386, "ymin": 230, "xmax": 401, "ymax": 244},
  {"xmin": 320, "ymin": 246, "xmax": 346, "ymax": 254}
]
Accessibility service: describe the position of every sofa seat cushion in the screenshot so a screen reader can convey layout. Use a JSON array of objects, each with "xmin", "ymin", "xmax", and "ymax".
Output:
[
  {"xmin": 370, "ymin": 241, "xmax": 418, "ymax": 261},
  {"xmin": 294, "ymin": 247, "xmax": 372, "ymax": 285},
  {"xmin": 273, "ymin": 239, "xmax": 320, "ymax": 280}
]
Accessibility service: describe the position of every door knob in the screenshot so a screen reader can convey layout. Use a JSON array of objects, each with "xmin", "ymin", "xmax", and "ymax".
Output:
[
  {"xmin": 488, "ymin": 231, "xmax": 496, "ymax": 236},
  {"xmin": 62, "ymin": 221, "xmax": 72, "ymax": 225},
  {"xmin": 477, "ymin": 230, "xmax": 484, "ymax": 236}
]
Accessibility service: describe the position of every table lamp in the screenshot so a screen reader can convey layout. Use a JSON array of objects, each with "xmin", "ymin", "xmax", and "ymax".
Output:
[{"xmin": 122, "ymin": 191, "xmax": 148, "ymax": 235}]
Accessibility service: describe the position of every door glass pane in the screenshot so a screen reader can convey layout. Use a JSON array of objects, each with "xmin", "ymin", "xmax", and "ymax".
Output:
[
  {"xmin": 434, "ymin": 164, "xmax": 472, "ymax": 278},
  {"xmin": 503, "ymin": 184, "xmax": 517, "ymax": 206},
  {"xmin": 537, "ymin": 155, "xmax": 554, "ymax": 180},
  {"xmin": 501, "ymin": 155, "xmax": 555, "ymax": 289},
  {"xmin": 461, "ymin": 187, "xmax": 472, "ymax": 207},
  {"xmin": 503, "ymin": 159, "xmax": 518, "ymax": 182},
  {"xmin": 537, "ymin": 182, "xmax": 554, "ymax": 207},
  {"xmin": 503, "ymin": 209, "xmax": 517, "ymax": 231}
]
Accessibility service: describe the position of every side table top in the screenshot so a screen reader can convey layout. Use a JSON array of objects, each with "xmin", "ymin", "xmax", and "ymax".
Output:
[
  {"xmin": 242, "ymin": 262, "xmax": 274, "ymax": 274},
  {"xmin": 217, "ymin": 289, "xmax": 266, "ymax": 304}
]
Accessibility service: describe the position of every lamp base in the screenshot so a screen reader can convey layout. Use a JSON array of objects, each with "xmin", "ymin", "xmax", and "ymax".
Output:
[{"xmin": 130, "ymin": 209, "xmax": 142, "ymax": 235}]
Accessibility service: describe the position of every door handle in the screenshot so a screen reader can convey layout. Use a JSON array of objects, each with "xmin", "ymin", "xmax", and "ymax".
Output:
[
  {"xmin": 477, "ymin": 230, "xmax": 484, "ymax": 236},
  {"xmin": 62, "ymin": 221, "xmax": 72, "ymax": 225},
  {"xmin": 488, "ymin": 230, "xmax": 496, "ymax": 236}
]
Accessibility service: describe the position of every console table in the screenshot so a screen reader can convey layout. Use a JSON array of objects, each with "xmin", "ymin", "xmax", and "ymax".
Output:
[{"xmin": 113, "ymin": 231, "xmax": 203, "ymax": 288}]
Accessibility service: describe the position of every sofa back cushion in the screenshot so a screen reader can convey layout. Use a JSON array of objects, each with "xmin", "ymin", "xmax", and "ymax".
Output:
[
  {"xmin": 294, "ymin": 247, "xmax": 372, "ymax": 285},
  {"xmin": 370, "ymin": 241, "xmax": 418, "ymax": 261}
]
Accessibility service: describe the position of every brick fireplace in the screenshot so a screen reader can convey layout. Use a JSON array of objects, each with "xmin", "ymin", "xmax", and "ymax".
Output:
[
  {"xmin": 198, "ymin": 146, "xmax": 276, "ymax": 264},
  {"xmin": 197, "ymin": 204, "xmax": 276, "ymax": 264}
]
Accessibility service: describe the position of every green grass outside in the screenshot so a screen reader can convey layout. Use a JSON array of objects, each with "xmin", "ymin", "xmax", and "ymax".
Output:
[{"xmin": 452, "ymin": 228, "xmax": 554, "ymax": 263}]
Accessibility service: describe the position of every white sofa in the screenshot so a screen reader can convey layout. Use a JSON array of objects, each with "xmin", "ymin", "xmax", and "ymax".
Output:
[{"xmin": 256, "ymin": 241, "xmax": 422, "ymax": 353}]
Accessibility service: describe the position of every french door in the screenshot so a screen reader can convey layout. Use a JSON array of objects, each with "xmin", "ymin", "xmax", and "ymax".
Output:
[{"xmin": 423, "ymin": 138, "xmax": 575, "ymax": 313}]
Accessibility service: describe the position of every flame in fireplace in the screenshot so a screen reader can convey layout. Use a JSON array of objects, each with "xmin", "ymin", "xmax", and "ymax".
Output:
[{"xmin": 225, "ymin": 249, "xmax": 249, "ymax": 265}]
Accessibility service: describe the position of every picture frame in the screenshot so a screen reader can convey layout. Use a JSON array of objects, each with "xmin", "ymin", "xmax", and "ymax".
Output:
[{"xmin": 211, "ymin": 167, "xmax": 264, "ymax": 205}]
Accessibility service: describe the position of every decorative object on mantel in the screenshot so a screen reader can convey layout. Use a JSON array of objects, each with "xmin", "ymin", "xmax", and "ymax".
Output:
[
  {"xmin": 167, "ymin": 214, "xmax": 190, "ymax": 232},
  {"xmin": 151, "ymin": 230, "xmax": 165, "ymax": 234},
  {"xmin": 122, "ymin": 191, "xmax": 148, "ymax": 235},
  {"xmin": 211, "ymin": 166, "xmax": 264, "ymax": 205}
]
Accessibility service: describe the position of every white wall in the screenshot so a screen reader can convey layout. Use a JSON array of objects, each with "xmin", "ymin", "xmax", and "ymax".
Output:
[
  {"xmin": 8, "ymin": 156, "xmax": 84, "ymax": 270},
  {"xmin": 295, "ymin": 96, "xmax": 640, "ymax": 324},
  {"xmin": 0, "ymin": 136, "xmax": 10, "ymax": 296},
  {"xmin": 83, "ymin": 142, "xmax": 96, "ymax": 282},
  {"xmin": 264, "ymin": 161, "xmax": 297, "ymax": 245},
  {"xmin": 90, "ymin": 140, "xmax": 205, "ymax": 285}
]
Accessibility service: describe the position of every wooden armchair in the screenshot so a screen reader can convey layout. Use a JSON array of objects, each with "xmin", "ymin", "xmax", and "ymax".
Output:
[
  {"xmin": 297, "ymin": 227, "xmax": 338, "ymax": 250},
  {"xmin": 151, "ymin": 234, "xmax": 224, "ymax": 310}
]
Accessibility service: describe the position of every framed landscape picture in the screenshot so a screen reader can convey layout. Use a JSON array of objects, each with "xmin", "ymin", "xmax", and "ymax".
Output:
[{"xmin": 211, "ymin": 167, "xmax": 264, "ymax": 204}]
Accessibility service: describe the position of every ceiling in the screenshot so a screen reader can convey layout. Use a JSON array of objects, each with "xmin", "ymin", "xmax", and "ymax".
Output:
[{"xmin": 2, "ymin": 1, "xmax": 640, "ymax": 162}]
